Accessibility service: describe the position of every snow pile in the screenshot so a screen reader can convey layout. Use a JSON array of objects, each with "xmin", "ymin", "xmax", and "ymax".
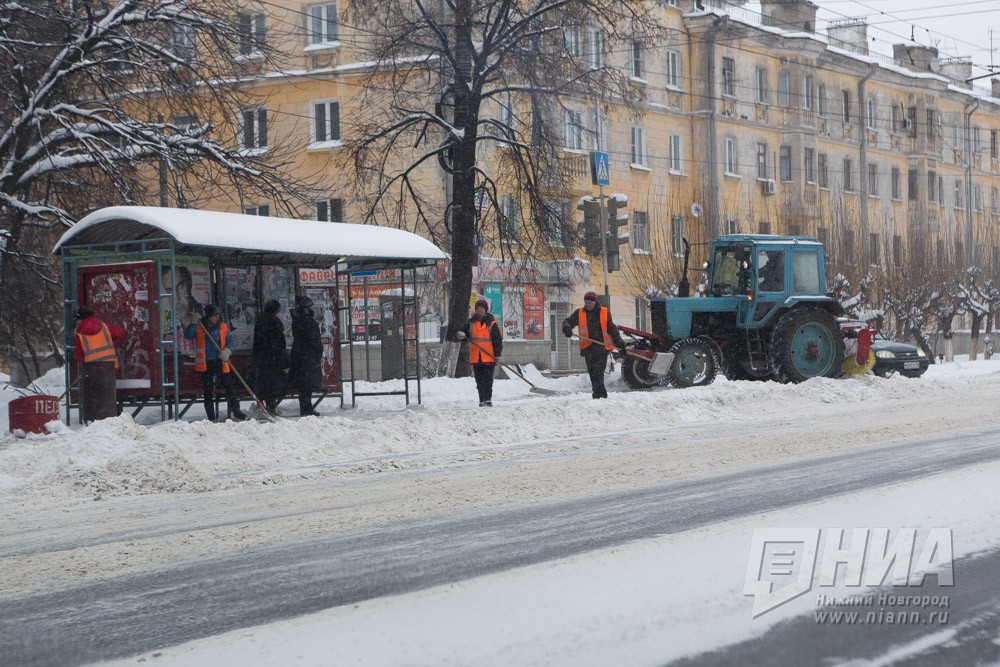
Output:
[{"xmin": 3, "ymin": 361, "xmax": 1000, "ymax": 506}]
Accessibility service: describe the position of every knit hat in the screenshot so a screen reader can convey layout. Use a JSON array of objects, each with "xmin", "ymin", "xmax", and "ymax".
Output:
[
  {"xmin": 295, "ymin": 295, "xmax": 314, "ymax": 310},
  {"xmin": 583, "ymin": 291, "xmax": 599, "ymax": 303},
  {"xmin": 203, "ymin": 304, "xmax": 220, "ymax": 318},
  {"xmin": 263, "ymin": 299, "xmax": 281, "ymax": 315},
  {"xmin": 74, "ymin": 306, "xmax": 94, "ymax": 320},
  {"xmin": 475, "ymin": 298, "xmax": 489, "ymax": 312}
]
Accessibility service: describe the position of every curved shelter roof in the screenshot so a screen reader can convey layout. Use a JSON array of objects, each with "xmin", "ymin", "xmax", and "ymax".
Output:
[{"xmin": 53, "ymin": 206, "xmax": 446, "ymax": 269}]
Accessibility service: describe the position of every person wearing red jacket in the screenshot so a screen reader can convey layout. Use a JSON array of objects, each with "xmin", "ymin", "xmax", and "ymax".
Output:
[
  {"xmin": 73, "ymin": 306, "xmax": 126, "ymax": 423},
  {"xmin": 73, "ymin": 307, "xmax": 126, "ymax": 366}
]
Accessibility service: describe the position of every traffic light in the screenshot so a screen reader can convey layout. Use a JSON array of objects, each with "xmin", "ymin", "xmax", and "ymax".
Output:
[
  {"xmin": 605, "ymin": 194, "xmax": 629, "ymax": 272},
  {"xmin": 576, "ymin": 196, "xmax": 602, "ymax": 257}
]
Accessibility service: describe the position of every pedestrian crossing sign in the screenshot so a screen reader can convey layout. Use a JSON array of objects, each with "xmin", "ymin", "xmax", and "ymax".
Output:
[{"xmin": 590, "ymin": 151, "xmax": 610, "ymax": 186}]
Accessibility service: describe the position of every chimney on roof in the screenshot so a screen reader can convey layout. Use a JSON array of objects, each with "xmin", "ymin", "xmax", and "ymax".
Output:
[
  {"xmin": 892, "ymin": 43, "xmax": 939, "ymax": 73},
  {"xmin": 760, "ymin": 0, "xmax": 818, "ymax": 34},
  {"xmin": 826, "ymin": 19, "xmax": 868, "ymax": 56},
  {"xmin": 939, "ymin": 58, "xmax": 973, "ymax": 88}
]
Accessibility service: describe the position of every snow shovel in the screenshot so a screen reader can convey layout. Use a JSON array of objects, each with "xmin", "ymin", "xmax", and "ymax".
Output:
[
  {"xmin": 197, "ymin": 320, "xmax": 278, "ymax": 423},
  {"xmin": 571, "ymin": 335, "xmax": 674, "ymax": 376},
  {"xmin": 465, "ymin": 337, "xmax": 559, "ymax": 396}
]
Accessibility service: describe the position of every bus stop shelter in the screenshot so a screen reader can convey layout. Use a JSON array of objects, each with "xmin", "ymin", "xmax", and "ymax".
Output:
[{"xmin": 53, "ymin": 206, "xmax": 446, "ymax": 422}]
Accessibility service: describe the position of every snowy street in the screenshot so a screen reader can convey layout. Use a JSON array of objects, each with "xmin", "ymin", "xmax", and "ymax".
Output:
[{"xmin": 2, "ymin": 361, "xmax": 1000, "ymax": 665}]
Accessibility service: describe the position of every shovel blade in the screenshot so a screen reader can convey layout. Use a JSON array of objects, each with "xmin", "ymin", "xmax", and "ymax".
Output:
[{"xmin": 648, "ymin": 352, "xmax": 674, "ymax": 376}]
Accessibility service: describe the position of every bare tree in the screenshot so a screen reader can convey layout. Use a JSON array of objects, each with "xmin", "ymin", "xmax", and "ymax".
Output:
[
  {"xmin": 0, "ymin": 0, "xmax": 315, "ymax": 379},
  {"xmin": 344, "ymin": 0, "xmax": 667, "ymax": 355}
]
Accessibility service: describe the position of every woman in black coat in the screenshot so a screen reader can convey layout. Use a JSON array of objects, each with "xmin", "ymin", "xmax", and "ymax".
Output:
[
  {"xmin": 252, "ymin": 299, "xmax": 289, "ymax": 415},
  {"xmin": 289, "ymin": 295, "xmax": 323, "ymax": 417}
]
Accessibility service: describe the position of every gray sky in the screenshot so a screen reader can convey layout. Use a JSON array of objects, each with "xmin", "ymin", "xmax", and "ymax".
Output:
[{"xmin": 812, "ymin": 0, "xmax": 1000, "ymax": 79}]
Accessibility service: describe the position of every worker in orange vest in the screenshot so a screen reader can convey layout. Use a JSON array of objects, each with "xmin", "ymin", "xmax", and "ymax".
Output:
[
  {"xmin": 562, "ymin": 291, "xmax": 626, "ymax": 399},
  {"xmin": 184, "ymin": 304, "xmax": 247, "ymax": 422},
  {"xmin": 73, "ymin": 306, "xmax": 126, "ymax": 423},
  {"xmin": 456, "ymin": 298, "xmax": 503, "ymax": 406}
]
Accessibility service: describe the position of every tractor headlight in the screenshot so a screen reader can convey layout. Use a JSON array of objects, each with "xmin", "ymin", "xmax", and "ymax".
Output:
[
  {"xmin": 876, "ymin": 350, "xmax": 896, "ymax": 359},
  {"xmin": 916, "ymin": 348, "xmax": 927, "ymax": 357}
]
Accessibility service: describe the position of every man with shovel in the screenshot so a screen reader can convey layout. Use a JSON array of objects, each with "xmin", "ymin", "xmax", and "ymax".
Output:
[
  {"xmin": 562, "ymin": 291, "xmax": 627, "ymax": 399},
  {"xmin": 456, "ymin": 298, "xmax": 503, "ymax": 406},
  {"xmin": 184, "ymin": 304, "xmax": 248, "ymax": 422}
]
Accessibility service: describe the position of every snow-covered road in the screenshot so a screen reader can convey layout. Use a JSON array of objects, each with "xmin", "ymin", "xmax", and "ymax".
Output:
[{"xmin": 2, "ymin": 360, "xmax": 1000, "ymax": 665}]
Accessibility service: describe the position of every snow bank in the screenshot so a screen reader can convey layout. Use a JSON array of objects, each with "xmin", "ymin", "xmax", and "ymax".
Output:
[{"xmin": 3, "ymin": 361, "xmax": 1000, "ymax": 507}]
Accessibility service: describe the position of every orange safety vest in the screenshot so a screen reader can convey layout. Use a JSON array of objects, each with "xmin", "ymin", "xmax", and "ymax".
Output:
[
  {"xmin": 469, "ymin": 320, "xmax": 497, "ymax": 364},
  {"xmin": 195, "ymin": 323, "xmax": 230, "ymax": 373},
  {"xmin": 77, "ymin": 324, "xmax": 119, "ymax": 368},
  {"xmin": 578, "ymin": 307, "xmax": 614, "ymax": 351}
]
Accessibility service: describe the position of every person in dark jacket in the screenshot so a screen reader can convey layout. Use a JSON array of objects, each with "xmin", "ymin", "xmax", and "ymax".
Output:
[
  {"xmin": 562, "ymin": 291, "xmax": 626, "ymax": 399},
  {"xmin": 289, "ymin": 295, "xmax": 323, "ymax": 417},
  {"xmin": 457, "ymin": 298, "xmax": 503, "ymax": 406},
  {"xmin": 252, "ymin": 299, "xmax": 289, "ymax": 415}
]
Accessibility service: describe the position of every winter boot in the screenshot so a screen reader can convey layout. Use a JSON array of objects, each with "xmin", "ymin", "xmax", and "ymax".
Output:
[{"xmin": 299, "ymin": 392, "xmax": 319, "ymax": 417}]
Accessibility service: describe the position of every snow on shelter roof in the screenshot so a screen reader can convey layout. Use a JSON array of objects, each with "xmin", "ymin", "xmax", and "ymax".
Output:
[{"xmin": 53, "ymin": 206, "xmax": 446, "ymax": 269}]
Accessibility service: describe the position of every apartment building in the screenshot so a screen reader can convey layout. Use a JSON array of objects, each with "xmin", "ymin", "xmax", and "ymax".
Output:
[{"xmin": 189, "ymin": 0, "xmax": 1000, "ymax": 369}]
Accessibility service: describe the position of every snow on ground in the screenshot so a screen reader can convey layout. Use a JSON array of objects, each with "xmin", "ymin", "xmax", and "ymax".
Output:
[
  {"xmin": 100, "ymin": 452, "xmax": 1000, "ymax": 667},
  {"xmin": 2, "ymin": 359, "xmax": 1000, "ymax": 509}
]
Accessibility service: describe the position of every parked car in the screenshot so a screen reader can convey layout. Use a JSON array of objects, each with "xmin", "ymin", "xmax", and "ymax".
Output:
[{"xmin": 839, "ymin": 319, "xmax": 930, "ymax": 378}]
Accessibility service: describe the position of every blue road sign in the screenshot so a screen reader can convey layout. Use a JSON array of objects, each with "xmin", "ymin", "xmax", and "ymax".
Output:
[
  {"xmin": 350, "ymin": 270, "xmax": 378, "ymax": 278},
  {"xmin": 590, "ymin": 151, "xmax": 610, "ymax": 186}
]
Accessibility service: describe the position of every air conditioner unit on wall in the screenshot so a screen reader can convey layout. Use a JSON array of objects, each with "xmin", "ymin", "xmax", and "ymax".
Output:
[{"xmin": 762, "ymin": 179, "xmax": 777, "ymax": 195}]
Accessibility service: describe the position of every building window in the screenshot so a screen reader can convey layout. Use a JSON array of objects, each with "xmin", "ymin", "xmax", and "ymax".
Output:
[
  {"xmin": 667, "ymin": 50, "xmax": 681, "ymax": 88},
  {"xmin": 633, "ymin": 211, "xmax": 650, "ymax": 252},
  {"xmin": 926, "ymin": 110, "xmax": 935, "ymax": 141},
  {"xmin": 670, "ymin": 216, "xmax": 684, "ymax": 256},
  {"xmin": 588, "ymin": 107, "xmax": 605, "ymax": 151},
  {"xmin": 866, "ymin": 98, "xmax": 876, "ymax": 129},
  {"xmin": 245, "ymin": 204, "xmax": 269, "ymax": 216},
  {"xmin": 173, "ymin": 24, "xmax": 196, "ymax": 59},
  {"xmin": 631, "ymin": 127, "xmax": 648, "ymax": 167},
  {"xmin": 893, "ymin": 235, "xmax": 903, "ymax": 267},
  {"xmin": 755, "ymin": 67, "xmax": 767, "ymax": 104},
  {"xmin": 722, "ymin": 58, "xmax": 735, "ymax": 97},
  {"xmin": 544, "ymin": 199, "xmax": 568, "ymax": 248},
  {"xmin": 891, "ymin": 105, "xmax": 900, "ymax": 132},
  {"xmin": 499, "ymin": 196, "xmax": 519, "ymax": 244},
  {"xmin": 312, "ymin": 100, "xmax": 340, "ymax": 143},
  {"xmin": 788, "ymin": 224, "xmax": 801, "ymax": 236},
  {"xmin": 635, "ymin": 298, "xmax": 649, "ymax": 331},
  {"xmin": 759, "ymin": 221, "xmax": 771, "ymax": 235},
  {"xmin": 843, "ymin": 158, "xmax": 853, "ymax": 192},
  {"xmin": 668, "ymin": 134, "xmax": 682, "ymax": 172},
  {"xmin": 316, "ymin": 198, "xmax": 343, "ymax": 222},
  {"xmin": 778, "ymin": 71, "xmax": 790, "ymax": 107},
  {"xmin": 955, "ymin": 180, "xmax": 963, "ymax": 208},
  {"xmin": 779, "ymin": 145, "xmax": 792, "ymax": 182},
  {"xmin": 928, "ymin": 170, "xmax": 937, "ymax": 202},
  {"xmin": 818, "ymin": 153, "xmax": 828, "ymax": 188},
  {"xmin": 309, "ymin": 3, "xmax": 339, "ymax": 44},
  {"xmin": 564, "ymin": 109, "xmax": 584, "ymax": 150},
  {"xmin": 974, "ymin": 126, "xmax": 982, "ymax": 153},
  {"xmin": 869, "ymin": 233, "xmax": 880, "ymax": 266},
  {"xmin": 992, "ymin": 187, "xmax": 999, "ymax": 215},
  {"xmin": 907, "ymin": 106, "xmax": 917, "ymax": 137},
  {"xmin": 496, "ymin": 96, "xmax": 517, "ymax": 143},
  {"xmin": 629, "ymin": 39, "xmax": 644, "ymax": 79},
  {"xmin": 237, "ymin": 12, "xmax": 266, "ymax": 56},
  {"xmin": 891, "ymin": 167, "xmax": 900, "ymax": 199},
  {"xmin": 725, "ymin": 138, "xmax": 738, "ymax": 174},
  {"xmin": 974, "ymin": 184, "xmax": 982, "ymax": 211},
  {"xmin": 817, "ymin": 84, "xmax": 826, "ymax": 116},
  {"xmin": 867, "ymin": 163, "xmax": 877, "ymax": 196},
  {"xmin": 802, "ymin": 75, "xmax": 814, "ymax": 110},
  {"xmin": 804, "ymin": 148, "xmax": 815, "ymax": 183},
  {"xmin": 564, "ymin": 26, "xmax": 581, "ymax": 57},
  {"xmin": 939, "ymin": 175, "xmax": 944, "ymax": 208},
  {"xmin": 726, "ymin": 219, "xmax": 740, "ymax": 234},
  {"xmin": 756, "ymin": 142, "xmax": 768, "ymax": 179},
  {"xmin": 906, "ymin": 168, "xmax": 918, "ymax": 200},
  {"xmin": 992, "ymin": 130, "xmax": 998, "ymax": 159},
  {"xmin": 587, "ymin": 28, "xmax": 603, "ymax": 69},
  {"xmin": 240, "ymin": 107, "xmax": 267, "ymax": 150},
  {"xmin": 842, "ymin": 90, "xmax": 851, "ymax": 123}
]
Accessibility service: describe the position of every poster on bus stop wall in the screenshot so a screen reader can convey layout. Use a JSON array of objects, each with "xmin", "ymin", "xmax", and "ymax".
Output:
[
  {"xmin": 523, "ymin": 285, "xmax": 545, "ymax": 339},
  {"xmin": 160, "ymin": 256, "xmax": 210, "ymax": 355}
]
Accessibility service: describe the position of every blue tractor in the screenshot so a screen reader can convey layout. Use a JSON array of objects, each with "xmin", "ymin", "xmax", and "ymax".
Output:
[{"xmin": 619, "ymin": 235, "xmax": 847, "ymax": 389}]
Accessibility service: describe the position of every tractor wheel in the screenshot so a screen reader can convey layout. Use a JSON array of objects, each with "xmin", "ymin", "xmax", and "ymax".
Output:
[
  {"xmin": 724, "ymin": 346, "xmax": 771, "ymax": 382},
  {"xmin": 667, "ymin": 338, "xmax": 719, "ymax": 388},
  {"xmin": 622, "ymin": 355, "xmax": 666, "ymax": 389},
  {"xmin": 769, "ymin": 307, "xmax": 845, "ymax": 383}
]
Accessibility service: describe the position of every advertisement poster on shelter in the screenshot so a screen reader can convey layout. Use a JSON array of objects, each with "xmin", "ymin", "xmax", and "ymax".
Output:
[
  {"xmin": 161, "ymin": 256, "xmax": 211, "ymax": 354},
  {"xmin": 522, "ymin": 285, "xmax": 545, "ymax": 340}
]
